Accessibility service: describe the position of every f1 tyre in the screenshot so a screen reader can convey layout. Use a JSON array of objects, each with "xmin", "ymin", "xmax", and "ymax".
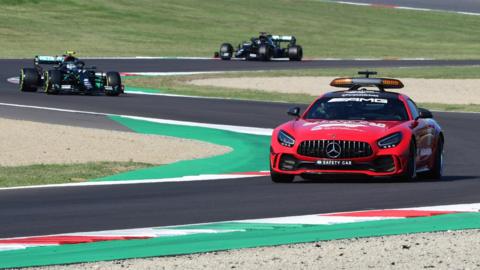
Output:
[
  {"xmin": 219, "ymin": 43, "xmax": 233, "ymax": 60},
  {"xmin": 44, "ymin": 70, "xmax": 62, "ymax": 95},
  {"xmin": 105, "ymin": 71, "xmax": 122, "ymax": 96},
  {"xmin": 258, "ymin": 44, "xmax": 272, "ymax": 61},
  {"xmin": 270, "ymin": 167, "xmax": 295, "ymax": 183},
  {"xmin": 19, "ymin": 68, "xmax": 40, "ymax": 92},
  {"xmin": 288, "ymin": 45, "xmax": 303, "ymax": 61}
]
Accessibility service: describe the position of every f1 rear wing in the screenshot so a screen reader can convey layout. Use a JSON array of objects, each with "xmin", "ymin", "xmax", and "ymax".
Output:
[
  {"xmin": 270, "ymin": 35, "xmax": 296, "ymax": 44},
  {"xmin": 34, "ymin": 55, "xmax": 64, "ymax": 65}
]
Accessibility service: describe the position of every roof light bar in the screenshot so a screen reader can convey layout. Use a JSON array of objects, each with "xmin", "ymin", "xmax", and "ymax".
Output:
[{"xmin": 329, "ymin": 71, "xmax": 404, "ymax": 91}]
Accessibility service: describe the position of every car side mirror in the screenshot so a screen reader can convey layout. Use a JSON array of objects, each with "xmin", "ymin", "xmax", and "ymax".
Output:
[
  {"xmin": 417, "ymin": 108, "xmax": 433, "ymax": 119},
  {"xmin": 287, "ymin": 107, "xmax": 301, "ymax": 118}
]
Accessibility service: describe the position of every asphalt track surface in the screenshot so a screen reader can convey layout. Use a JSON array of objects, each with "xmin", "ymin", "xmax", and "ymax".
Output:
[
  {"xmin": 332, "ymin": 0, "xmax": 480, "ymax": 13},
  {"xmin": 0, "ymin": 59, "xmax": 479, "ymax": 238}
]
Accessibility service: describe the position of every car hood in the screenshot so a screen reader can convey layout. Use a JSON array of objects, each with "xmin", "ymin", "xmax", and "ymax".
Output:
[{"xmin": 284, "ymin": 119, "xmax": 405, "ymax": 141}]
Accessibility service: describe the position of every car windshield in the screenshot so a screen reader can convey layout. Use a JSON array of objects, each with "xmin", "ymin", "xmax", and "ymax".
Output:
[{"xmin": 304, "ymin": 96, "xmax": 409, "ymax": 121}]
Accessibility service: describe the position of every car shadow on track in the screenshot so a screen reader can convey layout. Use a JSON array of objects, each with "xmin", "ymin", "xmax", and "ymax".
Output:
[{"xmin": 292, "ymin": 175, "xmax": 478, "ymax": 184}]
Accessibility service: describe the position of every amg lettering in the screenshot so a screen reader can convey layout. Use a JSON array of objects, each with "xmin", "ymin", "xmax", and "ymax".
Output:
[{"xmin": 328, "ymin": 98, "xmax": 388, "ymax": 104}]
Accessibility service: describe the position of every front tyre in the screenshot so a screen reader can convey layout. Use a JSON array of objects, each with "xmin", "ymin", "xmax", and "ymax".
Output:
[
  {"xmin": 219, "ymin": 43, "xmax": 233, "ymax": 60},
  {"xmin": 288, "ymin": 45, "xmax": 303, "ymax": 61},
  {"xmin": 44, "ymin": 70, "xmax": 62, "ymax": 95},
  {"xmin": 419, "ymin": 138, "xmax": 444, "ymax": 180},
  {"xmin": 396, "ymin": 141, "xmax": 417, "ymax": 181},
  {"xmin": 258, "ymin": 44, "xmax": 272, "ymax": 61},
  {"xmin": 19, "ymin": 68, "xmax": 40, "ymax": 92},
  {"xmin": 105, "ymin": 72, "xmax": 122, "ymax": 96},
  {"xmin": 270, "ymin": 168, "xmax": 294, "ymax": 183}
]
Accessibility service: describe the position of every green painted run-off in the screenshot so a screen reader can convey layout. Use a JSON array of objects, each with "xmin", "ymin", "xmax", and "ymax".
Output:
[
  {"xmin": 1, "ymin": 213, "xmax": 479, "ymax": 269},
  {"xmin": 94, "ymin": 115, "xmax": 271, "ymax": 181}
]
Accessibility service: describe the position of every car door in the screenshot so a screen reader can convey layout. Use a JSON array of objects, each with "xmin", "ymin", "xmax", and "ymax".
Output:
[{"xmin": 407, "ymin": 99, "xmax": 435, "ymax": 168}]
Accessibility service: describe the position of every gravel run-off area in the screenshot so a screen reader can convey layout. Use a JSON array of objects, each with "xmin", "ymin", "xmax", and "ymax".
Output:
[
  {"xmin": 188, "ymin": 77, "xmax": 480, "ymax": 104},
  {"xmin": 28, "ymin": 229, "xmax": 480, "ymax": 270},
  {"xmin": 0, "ymin": 117, "xmax": 230, "ymax": 166}
]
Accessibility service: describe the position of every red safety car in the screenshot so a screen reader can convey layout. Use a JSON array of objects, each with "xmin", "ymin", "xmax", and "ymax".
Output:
[{"xmin": 270, "ymin": 71, "xmax": 444, "ymax": 183}]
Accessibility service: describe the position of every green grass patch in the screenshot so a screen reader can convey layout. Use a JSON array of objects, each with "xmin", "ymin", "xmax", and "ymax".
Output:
[
  {"xmin": 124, "ymin": 66, "xmax": 480, "ymax": 112},
  {"xmin": 0, "ymin": 161, "xmax": 154, "ymax": 187},
  {"xmin": 1, "ymin": 0, "xmax": 480, "ymax": 58}
]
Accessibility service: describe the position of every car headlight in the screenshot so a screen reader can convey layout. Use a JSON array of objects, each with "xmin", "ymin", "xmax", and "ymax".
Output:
[
  {"xmin": 278, "ymin": 130, "xmax": 295, "ymax": 147},
  {"xmin": 377, "ymin": 132, "xmax": 402, "ymax": 149}
]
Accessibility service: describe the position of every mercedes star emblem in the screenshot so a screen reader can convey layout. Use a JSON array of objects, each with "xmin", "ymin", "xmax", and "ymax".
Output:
[{"xmin": 326, "ymin": 141, "xmax": 342, "ymax": 159}]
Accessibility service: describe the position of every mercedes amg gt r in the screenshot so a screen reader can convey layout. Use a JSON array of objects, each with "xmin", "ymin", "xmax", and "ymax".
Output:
[{"xmin": 270, "ymin": 71, "xmax": 444, "ymax": 183}]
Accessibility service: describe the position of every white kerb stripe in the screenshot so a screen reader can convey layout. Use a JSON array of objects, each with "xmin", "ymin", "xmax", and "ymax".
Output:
[{"xmin": 0, "ymin": 102, "xmax": 273, "ymax": 136}]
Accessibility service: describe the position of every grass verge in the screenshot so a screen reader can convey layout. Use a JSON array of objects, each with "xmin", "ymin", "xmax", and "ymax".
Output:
[
  {"xmin": 1, "ymin": 0, "xmax": 480, "ymax": 58},
  {"xmin": 0, "ymin": 161, "xmax": 154, "ymax": 188},
  {"xmin": 124, "ymin": 66, "xmax": 480, "ymax": 112}
]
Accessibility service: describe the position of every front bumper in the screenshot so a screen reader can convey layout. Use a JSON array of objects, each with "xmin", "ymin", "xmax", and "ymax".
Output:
[{"xmin": 270, "ymin": 151, "xmax": 408, "ymax": 177}]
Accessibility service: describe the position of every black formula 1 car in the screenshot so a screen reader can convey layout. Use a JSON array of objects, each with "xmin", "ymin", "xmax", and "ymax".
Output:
[
  {"xmin": 218, "ymin": 33, "xmax": 303, "ymax": 61},
  {"xmin": 19, "ymin": 52, "xmax": 123, "ymax": 96}
]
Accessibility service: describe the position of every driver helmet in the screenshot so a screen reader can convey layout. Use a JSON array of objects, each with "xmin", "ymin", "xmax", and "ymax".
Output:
[
  {"xmin": 64, "ymin": 55, "xmax": 76, "ymax": 62},
  {"xmin": 63, "ymin": 50, "xmax": 77, "ymax": 62}
]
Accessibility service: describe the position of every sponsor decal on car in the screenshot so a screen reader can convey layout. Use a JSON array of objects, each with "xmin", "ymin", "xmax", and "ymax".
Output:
[
  {"xmin": 341, "ymin": 92, "xmax": 381, "ymax": 97},
  {"xmin": 305, "ymin": 120, "xmax": 387, "ymax": 131},
  {"xmin": 36, "ymin": 56, "xmax": 64, "ymax": 62},
  {"xmin": 328, "ymin": 97, "xmax": 388, "ymax": 104},
  {"xmin": 271, "ymin": 35, "xmax": 293, "ymax": 40},
  {"xmin": 316, "ymin": 160, "xmax": 352, "ymax": 166}
]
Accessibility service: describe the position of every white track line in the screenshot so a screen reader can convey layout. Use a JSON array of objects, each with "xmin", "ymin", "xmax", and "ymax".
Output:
[
  {"xmin": 332, "ymin": 1, "xmax": 480, "ymax": 16},
  {"xmin": 0, "ymin": 174, "xmax": 265, "ymax": 191},
  {"xmin": 85, "ymin": 56, "xmax": 216, "ymax": 60},
  {"xmin": 124, "ymin": 90, "xmax": 245, "ymax": 100},
  {"xmin": 121, "ymin": 71, "xmax": 229, "ymax": 76},
  {"xmin": 1, "ymin": 202, "xmax": 478, "ymax": 252},
  {"xmin": 0, "ymin": 102, "xmax": 273, "ymax": 135},
  {"xmin": 123, "ymin": 115, "xmax": 272, "ymax": 136}
]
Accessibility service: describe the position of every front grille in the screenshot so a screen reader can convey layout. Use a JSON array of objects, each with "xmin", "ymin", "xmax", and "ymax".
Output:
[{"xmin": 297, "ymin": 140, "xmax": 373, "ymax": 158}]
